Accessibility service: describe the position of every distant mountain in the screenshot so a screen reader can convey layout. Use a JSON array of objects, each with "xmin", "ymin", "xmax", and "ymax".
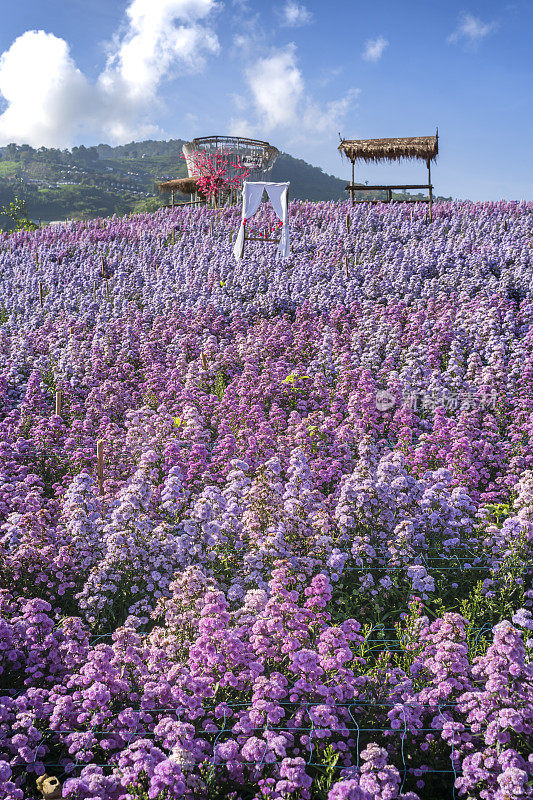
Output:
[
  {"xmin": 270, "ymin": 153, "xmax": 346, "ymax": 201},
  {"xmin": 0, "ymin": 139, "xmax": 449, "ymax": 225}
]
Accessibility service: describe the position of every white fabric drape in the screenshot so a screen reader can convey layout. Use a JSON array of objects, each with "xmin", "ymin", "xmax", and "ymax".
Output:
[
  {"xmin": 265, "ymin": 183, "xmax": 290, "ymax": 260},
  {"xmin": 233, "ymin": 181, "xmax": 290, "ymax": 262}
]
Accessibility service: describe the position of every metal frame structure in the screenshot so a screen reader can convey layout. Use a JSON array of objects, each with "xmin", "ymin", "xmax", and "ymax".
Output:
[{"xmin": 183, "ymin": 136, "xmax": 280, "ymax": 205}]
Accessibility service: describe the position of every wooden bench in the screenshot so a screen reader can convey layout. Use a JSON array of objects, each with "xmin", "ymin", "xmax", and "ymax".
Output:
[{"xmin": 345, "ymin": 184, "xmax": 433, "ymax": 204}]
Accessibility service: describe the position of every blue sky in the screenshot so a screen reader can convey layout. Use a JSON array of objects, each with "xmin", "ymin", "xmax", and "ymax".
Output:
[{"xmin": 0, "ymin": 0, "xmax": 531, "ymax": 200}]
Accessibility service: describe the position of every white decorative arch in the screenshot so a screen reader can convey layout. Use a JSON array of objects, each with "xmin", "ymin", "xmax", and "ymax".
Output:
[{"xmin": 233, "ymin": 181, "xmax": 290, "ymax": 262}]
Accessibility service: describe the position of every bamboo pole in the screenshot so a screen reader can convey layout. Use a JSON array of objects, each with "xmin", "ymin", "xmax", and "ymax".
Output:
[
  {"xmin": 172, "ymin": 229, "xmax": 175, "ymax": 246},
  {"xmin": 344, "ymin": 256, "xmax": 349, "ymax": 280},
  {"xmin": 428, "ymin": 159, "xmax": 433, "ymax": 221},
  {"xmin": 101, "ymin": 256, "xmax": 105, "ymax": 277},
  {"xmin": 105, "ymin": 279, "xmax": 109, "ymax": 300},
  {"xmin": 201, "ymin": 352, "xmax": 208, "ymax": 370},
  {"xmin": 55, "ymin": 390, "xmax": 62, "ymax": 417},
  {"xmin": 97, "ymin": 440, "xmax": 104, "ymax": 495},
  {"xmin": 39, "ymin": 282, "xmax": 43, "ymax": 307},
  {"xmin": 346, "ymin": 214, "xmax": 351, "ymax": 234},
  {"xmin": 93, "ymin": 281, "xmax": 97, "ymax": 300}
]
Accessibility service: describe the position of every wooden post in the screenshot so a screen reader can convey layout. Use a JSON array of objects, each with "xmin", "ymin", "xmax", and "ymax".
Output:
[
  {"xmin": 351, "ymin": 160, "xmax": 355, "ymax": 207},
  {"xmin": 172, "ymin": 229, "xmax": 175, "ymax": 246},
  {"xmin": 39, "ymin": 282, "xmax": 43, "ymax": 307},
  {"xmin": 35, "ymin": 251, "xmax": 39, "ymax": 267},
  {"xmin": 344, "ymin": 256, "xmax": 349, "ymax": 280},
  {"xmin": 201, "ymin": 352, "xmax": 208, "ymax": 370},
  {"xmin": 93, "ymin": 281, "xmax": 97, "ymax": 300},
  {"xmin": 346, "ymin": 214, "xmax": 351, "ymax": 234},
  {"xmin": 428, "ymin": 159, "xmax": 433, "ymax": 221},
  {"xmin": 97, "ymin": 440, "xmax": 104, "ymax": 495},
  {"xmin": 105, "ymin": 279, "xmax": 109, "ymax": 300},
  {"xmin": 55, "ymin": 390, "xmax": 62, "ymax": 417},
  {"xmin": 171, "ymin": 189, "xmax": 174, "ymax": 209},
  {"xmin": 101, "ymin": 255, "xmax": 105, "ymax": 277}
]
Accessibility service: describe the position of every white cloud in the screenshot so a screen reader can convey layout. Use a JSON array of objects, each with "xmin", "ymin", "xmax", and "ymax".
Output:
[
  {"xmin": 362, "ymin": 36, "xmax": 388, "ymax": 62},
  {"xmin": 239, "ymin": 44, "xmax": 357, "ymax": 141},
  {"xmin": 302, "ymin": 92, "xmax": 359, "ymax": 135},
  {"xmin": 246, "ymin": 45, "xmax": 304, "ymax": 129},
  {"xmin": 100, "ymin": 0, "xmax": 219, "ymax": 99},
  {"xmin": 230, "ymin": 4, "xmax": 265, "ymax": 59},
  {"xmin": 447, "ymin": 13, "xmax": 497, "ymax": 47},
  {"xmin": 228, "ymin": 116, "xmax": 256, "ymax": 137},
  {"xmin": 0, "ymin": 0, "xmax": 220, "ymax": 147},
  {"xmin": 280, "ymin": 1, "xmax": 313, "ymax": 27},
  {"xmin": 0, "ymin": 31, "xmax": 95, "ymax": 148}
]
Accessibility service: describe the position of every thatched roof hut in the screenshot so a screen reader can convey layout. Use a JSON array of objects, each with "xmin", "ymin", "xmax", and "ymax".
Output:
[
  {"xmin": 158, "ymin": 177, "xmax": 200, "ymax": 195},
  {"xmin": 339, "ymin": 134, "xmax": 438, "ymax": 164}
]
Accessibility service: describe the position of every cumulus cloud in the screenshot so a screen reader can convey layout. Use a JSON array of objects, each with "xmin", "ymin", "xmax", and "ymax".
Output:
[
  {"xmin": 100, "ymin": 0, "xmax": 219, "ymax": 99},
  {"xmin": 0, "ymin": 31, "xmax": 95, "ymax": 148},
  {"xmin": 362, "ymin": 36, "xmax": 388, "ymax": 62},
  {"xmin": 447, "ymin": 13, "xmax": 497, "ymax": 47},
  {"xmin": 246, "ymin": 45, "xmax": 304, "ymax": 129},
  {"xmin": 279, "ymin": 1, "xmax": 313, "ymax": 27},
  {"xmin": 236, "ymin": 44, "xmax": 357, "ymax": 141},
  {"xmin": 0, "ymin": 0, "xmax": 220, "ymax": 147}
]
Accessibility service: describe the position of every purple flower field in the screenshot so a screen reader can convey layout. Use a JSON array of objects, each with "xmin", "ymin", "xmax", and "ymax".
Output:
[{"xmin": 0, "ymin": 200, "xmax": 532, "ymax": 800}]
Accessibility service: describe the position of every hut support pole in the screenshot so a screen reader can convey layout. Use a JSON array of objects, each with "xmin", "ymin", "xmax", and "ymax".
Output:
[
  {"xmin": 351, "ymin": 160, "xmax": 355, "ymax": 207},
  {"xmin": 428, "ymin": 160, "xmax": 433, "ymax": 221},
  {"xmin": 171, "ymin": 190, "xmax": 174, "ymax": 209}
]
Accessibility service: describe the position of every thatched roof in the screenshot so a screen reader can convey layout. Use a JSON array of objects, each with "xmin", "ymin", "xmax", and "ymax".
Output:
[
  {"xmin": 158, "ymin": 178, "xmax": 200, "ymax": 195},
  {"xmin": 339, "ymin": 134, "xmax": 438, "ymax": 163}
]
